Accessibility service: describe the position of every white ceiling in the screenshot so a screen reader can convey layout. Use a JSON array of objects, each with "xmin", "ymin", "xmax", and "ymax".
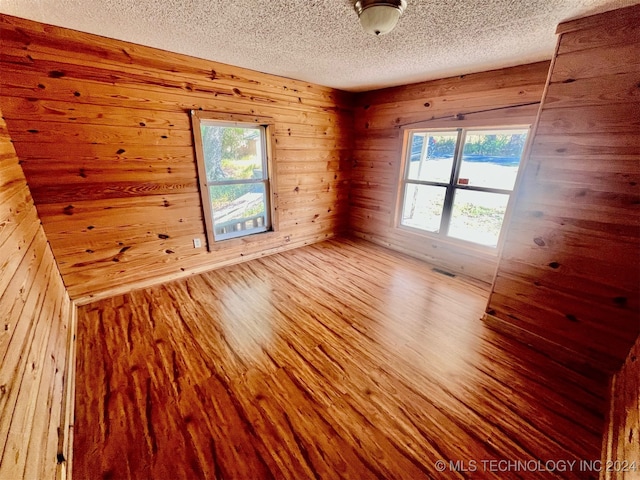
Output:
[{"xmin": 1, "ymin": 0, "xmax": 636, "ymax": 92}]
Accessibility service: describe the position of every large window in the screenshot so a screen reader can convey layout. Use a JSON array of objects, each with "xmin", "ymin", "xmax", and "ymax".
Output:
[
  {"xmin": 399, "ymin": 127, "xmax": 529, "ymax": 248},
  {"xmin": 192, "ymin": 112, "xmax": 273, "ymax": 246}
]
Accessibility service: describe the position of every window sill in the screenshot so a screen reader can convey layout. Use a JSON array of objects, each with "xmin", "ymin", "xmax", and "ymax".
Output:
[{"xmin": 207, "ymin": 229, "xmax": 279, "ymax": 252}]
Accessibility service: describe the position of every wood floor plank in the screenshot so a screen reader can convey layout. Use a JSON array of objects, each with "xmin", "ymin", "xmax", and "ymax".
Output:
[{"xmin": 74, "ymin": 238, "xmax": 607, "ymax": 479}]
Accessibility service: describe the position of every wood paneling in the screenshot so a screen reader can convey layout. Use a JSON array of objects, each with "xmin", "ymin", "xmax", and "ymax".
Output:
[
  {"xmin": 602, "ymin": 335, "xmax": 640, "ymax": 480},
  {"xmin": 0, "ymin": 110, "xmax": 75, "ymax": 479},
  {"xmin": 0, "ymin": 14, "xmax": 354, "ymax": 302},
  {"xmin": 486, "ymin": 4, "xmax": 640, "ymax": 374},
  {"xmin": 350, "ymin": 62, "xmax": 549, "ymax": 283},
  {"xmin": 74, "ymin": 238, "xmax": 607, "ymax": 479}
]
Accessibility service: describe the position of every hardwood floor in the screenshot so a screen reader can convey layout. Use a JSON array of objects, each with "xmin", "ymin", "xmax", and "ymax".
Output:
[{"xmin": 74, "ymin": 238, "xmax": 607, "ymax": 479}]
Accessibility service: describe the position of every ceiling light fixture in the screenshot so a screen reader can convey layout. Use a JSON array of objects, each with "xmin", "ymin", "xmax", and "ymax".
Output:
[{"xmin": 354, "ymin": 0, "xmax": 407, "ymax": 36}]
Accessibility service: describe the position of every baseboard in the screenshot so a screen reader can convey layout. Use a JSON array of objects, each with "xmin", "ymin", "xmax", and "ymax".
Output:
[
  {"xmin": 73, "ymin": 233, "xmax": 336, "ymax": 306},
  {"xmin": 350, "ymin": 231, "xmax": 493, "ymax": 290}
]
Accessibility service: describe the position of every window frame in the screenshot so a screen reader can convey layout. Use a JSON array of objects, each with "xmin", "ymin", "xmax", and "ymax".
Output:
[
  {"xmin": 191, "ymin": 111, "xmax": 276, "ymax": 250},
  {"xmin": 397, "ymin": 125, "xmax": 530, "ymax": 250}
]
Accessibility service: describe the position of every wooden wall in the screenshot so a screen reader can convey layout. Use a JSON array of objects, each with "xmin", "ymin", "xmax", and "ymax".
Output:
[
  {"xmin": 603, "ymin": 334, "xmax": 640, "ymax": 480},
  {"xmin": 350, "ymin": 62, "xmax": 549, "ymax": 283},
  {"xmin": 485, "ymin": 5, "xmax": 640, "ymax": 374},
  {"xmin": 0, "ymin": 110, "xmax": 75, "ymax": 478},
  {"xmin": 0, "ymin": 14, "xmax": 353, "ymax": 302}
]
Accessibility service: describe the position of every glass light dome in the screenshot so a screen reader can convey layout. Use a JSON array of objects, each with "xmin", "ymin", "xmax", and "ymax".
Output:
[{"xmin": 355, "ymin": 0, "xmax": 407, "ymax": 36}]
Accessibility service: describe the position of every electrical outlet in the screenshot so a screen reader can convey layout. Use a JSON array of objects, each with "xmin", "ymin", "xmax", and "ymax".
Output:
[{"xmin": 193, "ymin": 238, "xmax": 202, "ymax": 248}]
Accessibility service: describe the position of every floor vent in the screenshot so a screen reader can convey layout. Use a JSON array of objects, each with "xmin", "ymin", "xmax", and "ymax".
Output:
[{"xmin": 432, "ymin": 268, "xmax": 456, "ymax": 278}]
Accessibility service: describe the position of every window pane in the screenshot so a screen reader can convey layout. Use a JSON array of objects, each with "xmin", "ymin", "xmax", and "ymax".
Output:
[
  {"xmin": 448, "ymin": 189, "xmax": 509, "ymax": 247},
  {"xmin": 200, "ymin": 124, "xmax": 264, "ymax": 182},
  {"xmin": 407, "ymin": 132, "xmax": 457, "ymax": 183},
  {"xmin": 458, "ymin": 129, "xmax": 528, "ymax": 190},
  {"xmin": 210, "ymin": 183, "xmax": 268, "ymax": 240},
  {"xmin": 401, "ymin": 184, "xmax": 446, "ymax": 233}
]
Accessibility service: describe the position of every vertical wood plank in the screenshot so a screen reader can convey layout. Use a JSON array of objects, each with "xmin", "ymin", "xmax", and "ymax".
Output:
[
  {"xmin": 0, "ymin": 109, "xmax": 75, "ymax": 479},
  {"xmin": 602, "ymin": 335, "xmax": 640, "ymax": 480}
]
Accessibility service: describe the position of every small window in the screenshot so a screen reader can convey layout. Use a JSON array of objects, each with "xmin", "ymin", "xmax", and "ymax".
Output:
[
  {"xmin": 399, "ymin": 127, "xmax": 529, "ymax": 248},
  {"xmin": 191, "ymin": 111, "xmax": 274, "ymax": 246}
]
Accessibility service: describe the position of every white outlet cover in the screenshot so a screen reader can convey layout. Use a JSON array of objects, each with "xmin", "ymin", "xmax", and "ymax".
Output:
[{"xmin": 193, "ymin": 238, "xmax": 202, "ymax": 248}]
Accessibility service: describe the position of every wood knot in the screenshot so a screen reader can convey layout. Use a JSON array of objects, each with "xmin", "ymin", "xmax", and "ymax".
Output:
[
  {"xmin": 613, "ymin": 296, "xmax": 627, "ymax": 307},
  {"xmin": 533, "ymin": 237, "xmax": 546, "ymax": 247}
]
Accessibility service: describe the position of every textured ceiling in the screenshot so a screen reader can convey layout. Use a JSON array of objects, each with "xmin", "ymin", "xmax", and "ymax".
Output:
[{"xmin": 1, "ymin": 0, "xmax": 637, "ymax": 91}]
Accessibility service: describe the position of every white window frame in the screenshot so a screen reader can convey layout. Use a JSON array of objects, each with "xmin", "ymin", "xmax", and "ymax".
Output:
[
  {"xmin": 191, "ymin": 111, "xmax": 275, "ymax": 249},
  {"xmin": 397, "ymin": 125, "xmax": 530, "ymax": 250}
]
